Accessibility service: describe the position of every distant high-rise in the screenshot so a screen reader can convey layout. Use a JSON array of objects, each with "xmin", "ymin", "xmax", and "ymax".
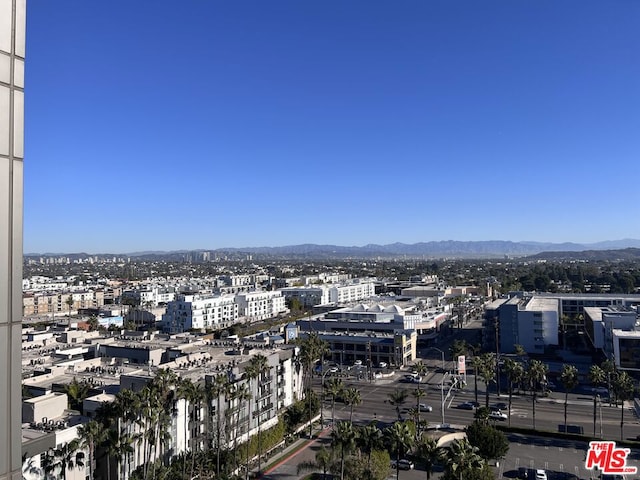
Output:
[{"xmin": 0, "ymin": 0, "xmax": 25, "ymax": 478}]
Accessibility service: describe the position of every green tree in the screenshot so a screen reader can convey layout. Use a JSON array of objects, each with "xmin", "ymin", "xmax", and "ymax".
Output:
[
  {"xmin": 331, "ymin": 421, "xmax": 357, "ymax": 480},
  {"xmin": 415, "ymin": 435, "xmax": 440, "ymax": 480},
  {"xmin": 526, "ymin": 359, "xmax": 548, "ymax": 430},
  {"xmin": 465, "ymin": 420, "xmax": 509, "ymax": 461},
  {"xmin": 343, "ymin": 387, "xmax": 362, "ymax": 423},
  {"xmin": 325, "ymin": 377, "xmax": 345, "ymax": 426},
  {"xmin": 78, "ymin": 420, "xmax": 104, "ymax": 480},
  {"xmin": 439, "ymin": 438, "xmax": 486, "ymax": 480},
  {"xmin": 477, "ymin": 354, "xmax": 496, "ymax": 408},
  {"xmin": 387, "ymin": 388, "xmax": 409, "ymax": 422},
  {"xmin": 63, "ymin": 378, "xmax": 91, "ymax": 411},
  {"xmin": 48, "ymin": 440, "xmax": 84, "ymax": 480},
  {"xmin": 503, "ymin": 359, "xmax": 524, "ymax": 426},
  {"xmin": 612, "ymin": 370, "xmax": 634, "ymax": 441},
  {"xmin": 356, "ymin": 422, "xmax": 384, "ymax": 471},
  {"xmin": 385, "ymin": 421, "xmax": 415, "ymax": 480},
  {"xmin": 560, "ymin": 364, "xmax": 579, "ymax": 430},
  {"xmin": 589, "ymin": 364, "xmax": 606, "ymax": 436}
]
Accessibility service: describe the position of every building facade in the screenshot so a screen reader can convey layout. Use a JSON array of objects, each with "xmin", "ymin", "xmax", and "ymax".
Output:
[
  {"xmin": 0, "ymin": 0, "xmax": 25, "ymax": 477},
  {"xmin": 236, "ymin": 291, "xmax": 288, "ymax": 322},
  {"xmin": 162, "ymin": 294, "xmax": 239, "ymax": 332}
]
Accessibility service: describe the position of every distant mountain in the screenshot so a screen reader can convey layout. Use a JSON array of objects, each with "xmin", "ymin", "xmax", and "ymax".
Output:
[
  {"xmin": 24, "ymin": 239, "xmax": 640, "ymax": 260},
  {"xmin": 527, "ymin": 247, "xmax": 640, "ymax": 262}
]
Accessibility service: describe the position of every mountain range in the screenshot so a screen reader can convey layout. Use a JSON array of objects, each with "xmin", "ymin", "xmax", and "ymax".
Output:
[{"xmin": 26, "ymin": 239, "xmax": 640, "ymax": 260}]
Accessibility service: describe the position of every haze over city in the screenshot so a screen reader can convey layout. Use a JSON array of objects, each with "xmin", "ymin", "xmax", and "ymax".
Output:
[{"xmin": 24, "ymin": 1, "xmax": 640, "ymax": 253}]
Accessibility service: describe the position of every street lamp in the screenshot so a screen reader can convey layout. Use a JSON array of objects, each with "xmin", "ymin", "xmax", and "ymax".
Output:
[
  {"xmin": 428, "ymin": 347, "xmax": 446, "ymax": 373},
  {"xmin": 320, "ymin": 367, "xmax": 338, "ymax": 428}
]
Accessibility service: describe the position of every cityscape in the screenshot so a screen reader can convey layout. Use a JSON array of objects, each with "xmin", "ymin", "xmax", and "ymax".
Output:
[{"xmin": 3, "ymin": 1, "xmax": 640, "ymax": 480}]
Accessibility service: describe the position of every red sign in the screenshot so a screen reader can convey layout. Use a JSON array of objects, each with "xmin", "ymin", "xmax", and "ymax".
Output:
[{"xmin": 585, "ymin": 441, "xmax": 637, "ymax": 475}]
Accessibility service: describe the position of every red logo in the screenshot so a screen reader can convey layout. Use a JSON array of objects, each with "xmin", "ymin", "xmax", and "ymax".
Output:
[{"xmin": 585, "ymin": 441, "xmax": 637, "ymax": 474}]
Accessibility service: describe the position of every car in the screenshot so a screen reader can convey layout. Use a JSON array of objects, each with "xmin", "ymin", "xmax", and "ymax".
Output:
[
  {"xmin": 390, "ymin": 459, "xmax": 414, "ymax": 470},
  {"xmin": 378, "ymin": 361, "xmax": 388, "ymax": 369},
  {"xmin": 488, "ymin": 411, "xmax": 508, "ymax": 421},
  {"xmin": 419, "ymin": 403, "xmax": 433, "ymax": 412},
  {"xmin": 458, "ymin": 402, "xmax": 475, "ymax": 410},
  {"xmin": 534, "ymin": 469, "xmax": 547, "ymax": 480},
  {"xmin": 354, "ymin": 360, "xmax": 363, "ymax": 366},
  {"xmin": 494, "ymin": 402, "xmax": 508, "ymax": 410}
]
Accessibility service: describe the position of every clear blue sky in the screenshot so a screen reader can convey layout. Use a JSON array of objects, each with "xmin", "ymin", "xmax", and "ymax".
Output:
[{"xmin": 24, "ymin": 1, "xmax": 640, "ymax": 253}]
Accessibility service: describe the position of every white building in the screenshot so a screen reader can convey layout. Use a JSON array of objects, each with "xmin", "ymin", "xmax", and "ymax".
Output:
[
  {"xmin": 497, "ymin": 296, "xmax": 559, "ymax": 354},
  {"xmin": 328, "ymin": 281, "xmax": 376, "ymax": 304},
  {"xmin": 162, "ymin": 294, "xmax": 239, "ymax": 332},
  {"xmin": 281, "ymin": 280, "xmax": 376, "ymax": 308},
  {"xmin": 236, "ymin": 291, "xmax": 288, "ymax": 322}
]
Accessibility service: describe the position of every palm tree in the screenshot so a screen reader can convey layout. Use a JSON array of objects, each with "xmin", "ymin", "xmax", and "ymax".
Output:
[
  {"xmin": 440, "ymin": 438, "xmax": 483, "ymax": 480},
  {"xmin": 66, "ymin": 295, "xmax": 73, "ymax": 318},
  {"xmin": 601, "ymin": 359, "xmax": 616, "ymax": 406},
  {"xmin": 331, "ymin": 421, "xmax": 357, "ymax": 480},
  {"xmin": 415, "ymin": 435, "xmax": 439, "ymax": 480},
  {"xmin": 477, "ymin": 354, "xmax": 496, "ymax": 408},
  {"xmin": 560, "ymin": 364, "xmax": 579, "ymax": 430},
  {"xmin": 208, "ymin": 372, "xmax": 232, "ymax": 478},
  {"xmin": 325, "ymin": 377, "xmax": 344, "ymax": 426},
  {"xmin": 78, "ymin": 420, "xmax": 104, "ymax": 480},
  {"xmin": 589, "ymin": 364, "xmax": 606, "ymax": 436},
  {"xmin": 248, "ymin": 354, "xmax": 269, "ymax": 476},
  {"xmin": 412, "ymin": 388, "xmax": 427, "ymax": 436},
  {"xmin": 470, "ymin": 356, "xmax": 482, "ymax": 406},
  {"xmin": 503, "ymin": 359, "xmax": 524, "ymax": 426},
  {"xmin": 63, "ymin": 377, "xmax": 91, "ymax": 411},
  {"xmin": 612, "ymin": 370, "xmax": 634, "ymax": 441},
  {"xmin": 50, "ymin": 440, "xmax": 84, "ymax": 480},
  {"xmin": 296, "ymin": 446, "xmax": 334, "ymax": 480},
  {"xmin": 228, "ymin": 381, "xmax": 250, "ymax": 474},
  {"xmin": 342, "ymin": 386, "xmax": 362, "ymax": 423},
  {"xmin": 356, "ymin": 422, "xmax": 384, "ymax": 470},
  {"xmin": 104, "ymin": 429, "xmax": 134, "ymax": 480},
  {"xmin": 299, "ymin": 333, "xmax": 329, "ymax": 438},
  {"xmin": 387, "ymin": 388, "xmax": 409, "ymax": 421},
  {"xmin": 526, "ymin": 359, "xmax": 548, "ymax": 430},
  {"xmin": 385, "ymin": 421, "xmax": 415, "ymax": 480}
]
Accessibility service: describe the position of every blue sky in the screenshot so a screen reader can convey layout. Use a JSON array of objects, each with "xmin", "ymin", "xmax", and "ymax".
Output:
[{"xmin": 24, "ymin": 1, "xmax": 640, "ymax": 253}]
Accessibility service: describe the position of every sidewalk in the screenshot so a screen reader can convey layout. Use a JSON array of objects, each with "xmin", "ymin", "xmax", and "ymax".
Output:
[{"xmin": 253, "ymin": 426, "xmax": 331, "ymax": 479}]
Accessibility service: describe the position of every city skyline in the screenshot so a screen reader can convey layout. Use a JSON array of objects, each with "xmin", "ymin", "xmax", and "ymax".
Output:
[{"xmin": 25, "ymin": 1, "xmax": 640, "ymax": 253}]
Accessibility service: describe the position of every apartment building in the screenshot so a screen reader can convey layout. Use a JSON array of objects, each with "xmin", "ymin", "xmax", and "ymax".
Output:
[
  {"xmin": 162, "ymin": 294, "xmax": 239, "ymax": 332},
  {"xmin": 236, "ymin": 291, "xmax": 288, "ymax": 322},
  {"xmin": 281, "ymin": 280, "xmax": 376, "ymax": 308}
]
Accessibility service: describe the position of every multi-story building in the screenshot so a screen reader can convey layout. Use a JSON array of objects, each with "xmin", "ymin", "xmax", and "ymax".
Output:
[
  {"xmin": 281, "ymin": 280, "xmax": 376, "ymax": 308},
  {"xmin": 494, "ymin": 296, "xmax": 559, "ymax": 354},
  {"xmin": 1, "ymin": 0, "xmax": 25, "ymax": 477},
  {"xmin": 162, "ymin": 294, "xmax": 239, "ymax": 332},
  {"xmin": 236, "ymin": 291, "xmax": 288, "ymax": 322}
]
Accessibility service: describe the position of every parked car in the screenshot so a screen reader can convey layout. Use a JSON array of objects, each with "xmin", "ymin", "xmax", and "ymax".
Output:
[
  {"xmin": 419, "ymin": 403, "xmax": 433, "ymax": 412},
  {"xmin": 489, "ymin": 411, "xmax": 508, "ymax": 421},
  {"xmin": 390, "ymin": 459, "xmax": 414, "ymax": 470},
  {"xmin": 378, "ymin": 362, "xmax": 388, "ymax": 369},
  {"xmin": 534, "ymin": 469, "xmax": 547, "ymax": 480}
]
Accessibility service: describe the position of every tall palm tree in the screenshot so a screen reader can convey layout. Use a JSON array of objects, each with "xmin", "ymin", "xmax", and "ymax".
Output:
[
  {"xmin": 325, "ymin": 377, "xmax": 344, "ymax": 426},
  {"xmin": 356, "ymin": 422, "xmax": 384, "ymax": 470},
  {"xmin": 104, "ymin": 429, "xmax": 134, "ymax": 480},
  {"xmin": 78, "ymin": 420, "xmax": 104, "ymax": 480},
  {"xmin": 343, "ymin": 387, "xmax": 362, "ymax": 423},
  {"xmin": 560, "ymin": 364, "xmax": 579, "ymax": 430},
  {"xmin": 387, "ymin": 388, "xmax": 409, "ymax": 421},
  {"xmin": 208, "ymin": 372, "xmax": 232, "ymax": 478},
  {"xmin": 526, "ymin": 359, "xmax": 548, "ymax": 430},
  {"xmin": 249, "ymin": 354, "xmax": 269, "ymax": 475},
  {"xmin": 612, "ymin": 370, "xmax": 634, "ymax": 441},
  {"xmin": 415, "ymin": 435, "xmax": 439, "ymax": 480},
  {"xmin": 589, "ymin": 364, "xmax": 606, "ymax": 436},
  {"xmin": 299, "ymin": 333, "xmax": 325, "ymax": 438},
  {"xmin": 385, "ymin": 421, "xmax": 415, "ymax": 480},
  {"xmin": 601, "ymin": 359, "xmax": 616, "ymax": 406},
  {"xmin": 243, "ymin": 361, "xmax": 259, "ymax": 480},
  {"xmin": 477, "ymin": 354, "xmax": 496, "ymax": 408},
  {"xmin": 331, "ymin": 421, "xmax": 357, "ymax": 480},
  {"xmin": 63, "ymin": 377, "xmax": 91, "ymax": 411},
  {"xmin": 412, "ymin": 388, "xmax": 427, "ymax": 437},
  {"xmin": 440, "ymin": 438, "xmax": 483, "ymax": 480},
  {"xmin": 503, "ymin": 359, "xmax": 524, "ymax": 426}
]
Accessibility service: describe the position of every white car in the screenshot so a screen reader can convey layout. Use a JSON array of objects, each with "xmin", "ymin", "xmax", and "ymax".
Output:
[
  {"xmin": 419, "ymin": 403, "xmax": 433, "ymax": 412},
  {"xmin": 488, "ymin": 411, "xmax": 507, "ymax": 421},
  {"xmin": 378, "ymin": 362, "xmax": 388, "ymax": 369},
  {"xmin": 390, "ymin": 459, "xmax": 414, "ymax": 470},
  {"xmin": 534, "ymin": 469, "xmax": 547, "ymax": 480},
  {"xmin": 354, "ymin": 360, "xmax": 362, "ymax": 366}
]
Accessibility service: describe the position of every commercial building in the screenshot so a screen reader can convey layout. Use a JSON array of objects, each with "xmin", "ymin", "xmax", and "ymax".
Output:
[{"xmin": 1, "ymin": 0, "xmax": 25, "ymax": 477}]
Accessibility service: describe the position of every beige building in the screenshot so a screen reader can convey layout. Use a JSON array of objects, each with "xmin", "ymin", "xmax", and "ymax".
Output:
[{"xmin": 0, "ymin": 0, "xmax": 25, "ymax": 478}]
